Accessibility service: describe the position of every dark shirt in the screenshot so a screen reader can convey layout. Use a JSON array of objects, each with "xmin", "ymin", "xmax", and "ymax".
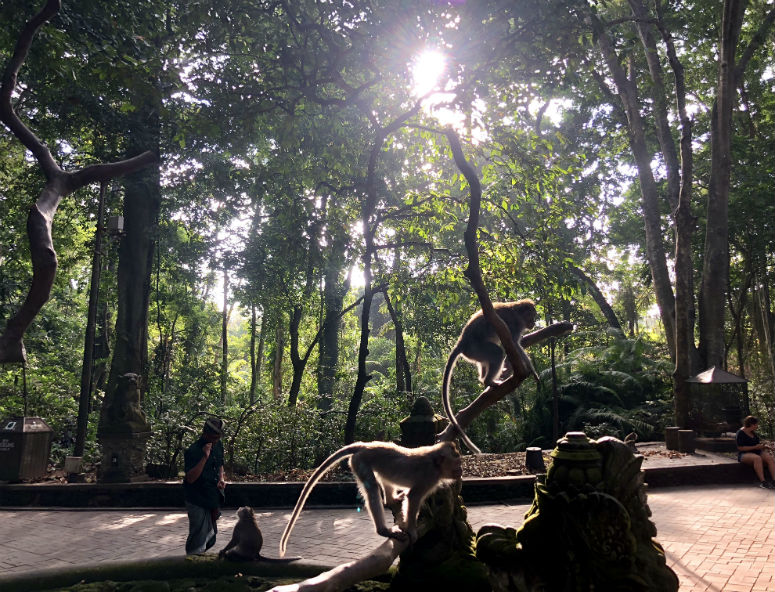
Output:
[
  {"xmin": 183, "ymin": 437, "xmax": 224, "ymax": 509},
  {"xmin": 735, "ymin": 429, "xmax": 760, "ymax": 455}
]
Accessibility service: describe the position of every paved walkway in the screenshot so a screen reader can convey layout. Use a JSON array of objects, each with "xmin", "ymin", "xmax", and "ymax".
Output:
[{"xmin": 0, "ymin": 483, "xmax": 772, "ymax": 591}]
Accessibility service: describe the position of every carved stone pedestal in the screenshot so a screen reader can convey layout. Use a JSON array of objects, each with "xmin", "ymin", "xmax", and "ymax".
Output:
[
  {"xmin": 399, "ymin": 396, "xmax": 447, "ymax": 448},
  {"xmin": 476, "ymin": 432, "xmax": 679, "ymax": 592},
  {"xmin": 96, "ymin": 373, "xmax": 152, "ymax": 483},
  {"xmin": 392, "ymin": 481, "xmax": 490, "ymax": 592},
  {"xmin": 97, "ymin": 431, "xmax": 151, "ymax": 483}
]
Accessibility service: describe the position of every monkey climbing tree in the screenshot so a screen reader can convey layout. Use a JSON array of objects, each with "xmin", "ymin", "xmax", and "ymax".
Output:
[{"xmin": 267, "ymin": 129, "xmax": 572, "ymax": 592}]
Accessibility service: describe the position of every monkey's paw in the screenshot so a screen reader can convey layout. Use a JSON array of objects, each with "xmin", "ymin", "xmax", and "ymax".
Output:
[
  {"xmin": 387, "ymin": 490, "xmax": 407, "ymax": 504},
  {"xmin": 379, "ymin": 526, "xmax": 409, "ymax": 541}
]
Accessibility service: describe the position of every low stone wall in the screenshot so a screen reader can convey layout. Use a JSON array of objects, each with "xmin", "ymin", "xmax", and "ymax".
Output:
[
  {"xmin": 0, "ymin": 460, "xmax": 756, "ymax": 508},
  {"xmin": 0, "ymin": 553, "xmax": 331, "ymax": 592}
]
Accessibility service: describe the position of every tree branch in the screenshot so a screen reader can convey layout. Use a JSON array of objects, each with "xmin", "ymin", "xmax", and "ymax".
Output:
[
  {"xmin": 444, "ymin": 129, "xmax": 528, "ymax": 381},
  {"xmin": 0, "ymin": 0, "xmax": 62, "ymax": 179},
  {"xmin": 69, "ymin": 151, "xmax": 159, "ymax": 189},
  {"xmin": 437, "ymin": 321, "xmax": 573, "ymax": 443},
  {"xmin": 269, "ymin": 538, "xmax": 407, "ymax": 592},
  {"xmin": 569, "ymin": 265, "xmax": 624, "ymax": 332},
  {"xmin": 734, "ymin": 7, "xmax": 775, "ymax": 85},
  {"xmin": 0, "ymin": 0, "xmax": 157, "ymax": 363}
]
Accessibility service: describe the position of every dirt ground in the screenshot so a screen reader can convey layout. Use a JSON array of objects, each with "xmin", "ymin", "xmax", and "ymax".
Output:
[{"xmin": 33, "ymin": 438, "xmax": 772, "ymax": 485}]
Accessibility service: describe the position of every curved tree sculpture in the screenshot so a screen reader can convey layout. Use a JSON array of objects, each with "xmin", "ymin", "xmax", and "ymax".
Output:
[{"xmin": 0, "ymin": 0, "xmax": 157, "ymax": 363}]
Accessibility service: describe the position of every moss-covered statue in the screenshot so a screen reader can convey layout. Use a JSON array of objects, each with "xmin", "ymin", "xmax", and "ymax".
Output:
[
  {"xmin": 391, "ymin": 479, "xmax": 490, "ymax": 591},
  {"xmin": 476, "ymin": 432, "xmax": 679, "ymax": 592},
  {"xmin": 100, "ymin": 372, "xmax": 151, "ymax": 434}
]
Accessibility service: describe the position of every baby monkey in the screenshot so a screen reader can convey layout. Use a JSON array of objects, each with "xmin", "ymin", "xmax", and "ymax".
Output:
[
  {"xmin": 219, "ymin": 506, "xmax": 298, "ymax": 562},
  {"xmin": 442, "ymin": 299, "xmax": 538, "ymax": 453},
  {"xmin": 279, "ymin": 441, "xmax": 462, "ymax": 557}
]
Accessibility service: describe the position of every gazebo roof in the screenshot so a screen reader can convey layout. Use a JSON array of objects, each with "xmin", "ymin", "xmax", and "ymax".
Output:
[{"xmin": 686, "ymin": 365, "xmax": 747, "ymax": 384}]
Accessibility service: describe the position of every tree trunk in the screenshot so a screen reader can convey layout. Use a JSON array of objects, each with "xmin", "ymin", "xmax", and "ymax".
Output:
[
  {"xmin": 753, "ymin": 280, "xmax": 775, "ymax": 397},
  {"xmin": 287, "ymin": 304, "xmax": 304, "ymax": 406},
  {"xmin": 570, "ymin": 265, "xmax": 623, "ymax": 332},
  {"xmin": 161, "ymin": 316, "xmax": 177, "ymax": 397},
  {"xmin": 256, "ymin": 313, "xmax": 266, "ymax": 395},
  {"xmin": 673, "ymin": 178, "xmax": 695, "ymax": 428},
  {"xmin": 272, "ymin": 316, "xmax": 284, "ymax": 400},
  {"xmin": 587, "ymin": 11, "xmax": 677, "ymax": 360},
  {"xmin": 728, "ymin": 258, "xmax": 753, "ymax": 377},
  {"xmin": 93, "ymin": 279, "xmax": 111, "ymax": 396},
  {"xmin": 732, "ymin": 300, "xmax": 746, "ymax": 378},
  {"xmin": 101, "ymin": 103, "xmax": 161, "ymax": 409},
  {"xmin": 628, "ymin": 0, "xmax": 680, "ymax": 212},
  {"xmin": 551, "ymin": 337, "xmax": 559, "ymax": 442},
  {"xmin": 383, "ymin": 288, "xmax": 412, "ymax": 394},
  {"xmin": 699, "ymin": 0, "xmax": 746, "ymax": 369},
  {"xmin": 287, "ymin": 194, "xmax": 325, "ymax": 407},
  {"xmin": 652, "ymin": 0, "xmax": 697, "ymax": 428},
  {"xmin": 317, "ymin": 242, "xmax": 349, "ymax": 410},
  {"xmin": 346, "ymin": 285, "xmax": 374, "ymax": 444},
  {"xmin": 249, "ymin": 304, "xmax": 259, "ymax": 404},
  {"xmin": 221, "ymin": 269, "xmax": 229, "ymax": 405},
  {"xmin": 74, "ymin": 182, "xmax": 107, "ymax": 457}
]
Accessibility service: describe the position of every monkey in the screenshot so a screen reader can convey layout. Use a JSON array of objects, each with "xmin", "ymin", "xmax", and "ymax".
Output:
[
  {"xmin": 219, "ymin": 506, "xmax": 300, "ymax": 562},
  {"xmin": 219, "ymin": 506, "xmax": 264, "ymax": 561},
  {"xmin": 442, "ymin": 300, "xmax": 539, "ymax": 454},
  {"xmin": 279, "ymin": 441, "xmax": 462, "ymax": 557}
]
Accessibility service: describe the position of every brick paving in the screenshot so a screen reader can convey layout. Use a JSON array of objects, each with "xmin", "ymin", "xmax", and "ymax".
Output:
[{"xmin": 0, "ymin": 483, "xmax": 772, "ymax": 591}]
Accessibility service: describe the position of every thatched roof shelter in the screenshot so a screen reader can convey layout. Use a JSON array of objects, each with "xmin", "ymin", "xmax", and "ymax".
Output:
[{"xmin": 686, "ymin": 366, "xmax": 747, "ymax": 384}]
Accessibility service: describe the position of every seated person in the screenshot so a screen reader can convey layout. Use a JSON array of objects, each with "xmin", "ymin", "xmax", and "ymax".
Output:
[{"xmin": 736, "ymin": 415, "xmax": 775, "ymax": 489}]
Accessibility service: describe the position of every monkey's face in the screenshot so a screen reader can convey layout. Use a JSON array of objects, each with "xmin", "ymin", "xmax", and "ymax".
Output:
[
  {"xmin": 525, "ymin": 306, "xmax": 537, "ymax": 330},
  {"xmin": 442, "ymin": 443, "xmax": 463, "ymax": 480},
  {"xmin": 450, "ymin": 457, "xmax": 463, "ymax": 480}
]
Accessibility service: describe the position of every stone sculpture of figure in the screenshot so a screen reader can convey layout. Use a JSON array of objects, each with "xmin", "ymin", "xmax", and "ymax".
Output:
[
  {"xmin": 101, "ymin": 372, "xmax": 150, "ymax": 433},
  {"xmin": 476, "ymin": 432, "xmax": 679, "ymax": 592}
]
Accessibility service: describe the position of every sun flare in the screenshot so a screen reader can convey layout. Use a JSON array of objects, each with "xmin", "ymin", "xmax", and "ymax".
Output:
[{"xmin": 411, "ymin": 49, "xmax": 446, "ymax": 97}]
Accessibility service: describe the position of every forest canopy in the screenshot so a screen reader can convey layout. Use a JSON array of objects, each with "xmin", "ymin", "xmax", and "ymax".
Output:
[{"xmin": 1, "ymin": 0, "xmax": 773, "ymax": 476}]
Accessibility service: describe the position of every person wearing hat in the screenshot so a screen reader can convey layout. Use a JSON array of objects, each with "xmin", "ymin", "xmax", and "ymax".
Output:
[{"xmin": 183, "ymin": 417, "xmax": 226, "ymax": 554}]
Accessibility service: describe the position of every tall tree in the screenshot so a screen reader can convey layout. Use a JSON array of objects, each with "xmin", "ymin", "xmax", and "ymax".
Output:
[
  {"xmin": 345, "ymin": 101, "xmax": 424, "ymax": 444},
  {"xmin": 317, "ymin": 235, "xmax": 351, "ymax": 410},
  {"xmin": 0, "ymin": 0, "xmax": 155, "ymax": 364}
]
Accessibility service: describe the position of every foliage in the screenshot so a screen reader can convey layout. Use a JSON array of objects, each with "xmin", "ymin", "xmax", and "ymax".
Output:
[
  {"xmin": 515, "ymin": 331, "xmax": 673, "ymax": 447},
  {"xmin": 0, "ymin": 0, "xmax": 773, "ymax": 476}
]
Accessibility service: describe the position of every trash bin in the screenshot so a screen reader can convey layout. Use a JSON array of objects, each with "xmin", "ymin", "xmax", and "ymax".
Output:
[{"xmin": 0, "ymin": 416, "xmax": 53, "ymax": 482}]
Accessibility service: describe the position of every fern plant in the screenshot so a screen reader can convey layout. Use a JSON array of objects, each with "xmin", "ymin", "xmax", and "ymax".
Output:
[{"xmin": 520, "ymin": 330, "xmax": 672, "ymax": 444}]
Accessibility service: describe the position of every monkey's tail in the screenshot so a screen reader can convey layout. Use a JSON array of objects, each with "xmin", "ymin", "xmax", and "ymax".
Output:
[
  {"xmin": 278, "ymin": 444, "xmax": 365, "ymax": 557},
  {"xmin": 258, "ymin": 555, "xmax": 302, "ymax": 563},
  {"xmin": 442, "ymin": 348, "xmax": 482, "ymax": 454}
]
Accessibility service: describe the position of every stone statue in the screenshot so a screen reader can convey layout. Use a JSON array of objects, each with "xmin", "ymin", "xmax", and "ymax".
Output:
[
  {"xmin": 476, "ymin": 432, "xmax": 679, "ymax": 591},
  {"xmin": 96, "ymin": 372, "xmax": 152, "ymax": 483},
  {"xmin": 391, "ymin": 479, "xmax": 490, "ymax": 591},
  {"xmin": 100, "ymin": 372, "xmax": 150, "ymax": 434}
]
